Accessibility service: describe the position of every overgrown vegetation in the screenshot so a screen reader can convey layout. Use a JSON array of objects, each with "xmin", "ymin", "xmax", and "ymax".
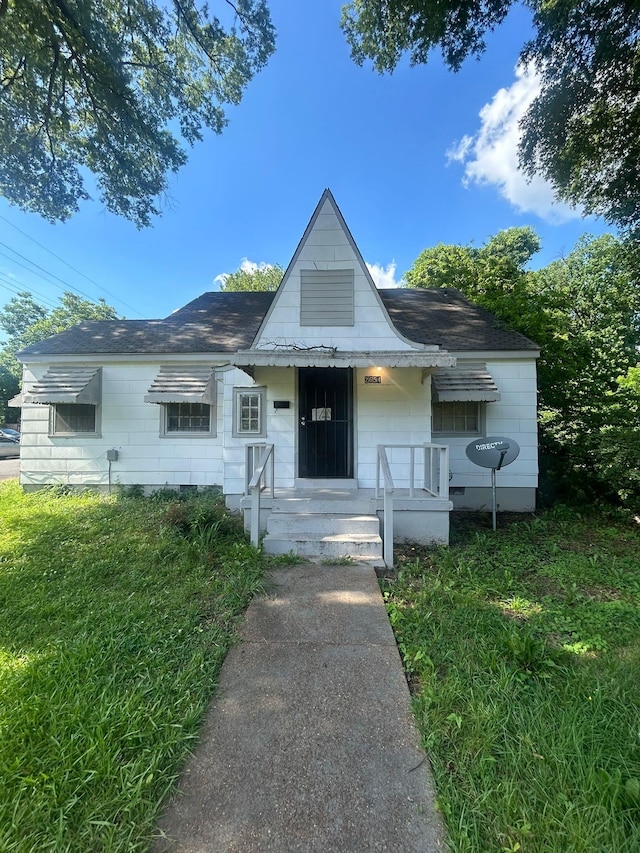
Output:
[
  {"xmin": 0, "ymin": 482, "xmax": 264, "ymax": 852},
  {"xmin": 406, "ymin": 230, "xmax": 640, "ymax": 513},
  {"xmin": 386, "ymin": 508, "xmax": 640, "ymax": 852}
]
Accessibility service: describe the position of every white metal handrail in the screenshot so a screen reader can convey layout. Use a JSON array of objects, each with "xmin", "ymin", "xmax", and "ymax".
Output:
[
  {"xmin": 376, "ymin": 445, "xmax": 395, "ymax": 568},
  {"xmin": 245, "ymin": 443, "xmax": 274, "ymax": 548},
  {"xmin": 376, "ymin": 443, "xmax": 450, "ymax": 568},
  {"xmin": 375, "ymin": 443, "xmax": 449, "ymax": 499}
]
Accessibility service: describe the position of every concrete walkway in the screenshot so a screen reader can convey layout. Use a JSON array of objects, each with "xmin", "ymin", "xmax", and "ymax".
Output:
[{"xmin": 153, "ymin": 564, "xmax": 446, "ymax": 852}]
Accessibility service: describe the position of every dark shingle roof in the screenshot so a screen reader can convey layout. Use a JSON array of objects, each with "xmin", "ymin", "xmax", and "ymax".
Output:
[
  {"xmin": 18, "ymin": 288, "xmax": 538, "ymax": 357},
  {"xmin": 18, "ymin": 292, "xmax": 274, "ymax": 356},
  {"xmin": 379, "ymin": 288, "xmax": 539, "ymax": 351}
]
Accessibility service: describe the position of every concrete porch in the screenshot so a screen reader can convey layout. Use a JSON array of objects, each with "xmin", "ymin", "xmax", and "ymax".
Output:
[{"xmin": 240, "ymin": 486, "xmax": 452, "ymax": 567}]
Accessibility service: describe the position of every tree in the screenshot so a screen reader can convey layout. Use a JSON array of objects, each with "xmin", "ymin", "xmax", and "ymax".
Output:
[
  {"xmin": 341, "ymin": 1, "xmax": 640, "ymax": 235},
  {"xmin": 405, "ymin": 229, "xmax": 640, "ymax": 509},
  {"xmin": 0, "ymin": 1, "xmax": 275, "ymax": 227},
  {"xmin": 0, "ymin": 291, "xmax": 119, "ymax": 420},
  {"xmin": 219, "ymin": 262, "xmax": 283, "ymax": 291},
  {"xmin": 406, "ymin": 226, "xmax": 544, "ymax": 342}
]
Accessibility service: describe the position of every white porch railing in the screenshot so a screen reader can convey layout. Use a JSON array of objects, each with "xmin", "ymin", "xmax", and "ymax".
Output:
[
  {"xmin": 375, "ymin": 443, "xmax": 450, "ymax": 568},
  {"xmin": 245, "ymin": 443, "xmax": 274, "ymax": 547},
  {"xmin": 376, "ymin": 446, "xmax": 395, "ymax": 568}
]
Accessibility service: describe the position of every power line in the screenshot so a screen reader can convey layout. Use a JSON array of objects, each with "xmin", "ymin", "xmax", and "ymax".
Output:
[
  {"xmin": 0, "ymin": 274, "xmax": 59, "ymax": 310},
  {"xmin": 0, "ymin": 214, "xmax": 145, "ymax": 317},
  {"xmin": 0, "ymin": 241, "xmax": 107, "ymax": 305}
]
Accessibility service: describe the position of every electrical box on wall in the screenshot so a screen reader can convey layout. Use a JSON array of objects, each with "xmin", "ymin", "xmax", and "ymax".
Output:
[{"xmin": 106, "ymin": 448, "xmax": 119, "ymax": 462}]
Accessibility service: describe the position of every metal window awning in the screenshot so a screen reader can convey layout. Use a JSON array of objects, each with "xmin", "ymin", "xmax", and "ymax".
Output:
[
  {"xmin": 230, "ymin": 349, "xmax": 456, "ymax": 369},
  {"xmin": 23, "ymin": 366, "xmax": 102, "ymax": 404},
  {"xmin": 144, "ymin": 366, "xmax": 217, "ymax": 404},
  {"xmin": 432, "ymin": 367, "xmax": 500, "ymax": 402},
  {"xmin": 7, "ymin": 393, "xmax": 22, "ymax": 408}
]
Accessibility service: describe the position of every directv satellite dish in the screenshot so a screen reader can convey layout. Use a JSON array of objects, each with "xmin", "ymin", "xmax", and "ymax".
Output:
[
  {"xmin": 465, "ymin": 436, "xmax": 520, "ymax": 530},
  {"xmin": 465, "ymin": 437, "xmax": 520, "ymax": 470}
]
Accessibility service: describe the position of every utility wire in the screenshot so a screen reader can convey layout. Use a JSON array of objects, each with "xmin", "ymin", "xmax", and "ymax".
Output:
[
  {"xmin": 0, "ymin": 242, "xmax": 107, "ymax": 305},
  {"xmin": 0, "ymin": 275, "xmax": 59, "ymax": 310},
  {"xmin": 0, "ymin": 213, "xmax": 145, "ymax": 317}
]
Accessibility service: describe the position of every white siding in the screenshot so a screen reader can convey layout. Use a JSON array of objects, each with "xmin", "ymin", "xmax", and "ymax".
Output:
[
  {"xmin": 446, "ymin": 358, "xmax": 538, "ymax": 490},
  {"xmin": 254, "ymin": 198, "xmax": 416, "ymax": 353},
  {"xmin": 355, "ymin": 367, "xmax": 431, "ymax": 488},
  {"xmin": 20, "ymin": 362, "xmax": 229, "ymax": 490},
  {"xmin": 19, "ymin": 356, "xmax": 538, "ymax": 500}
]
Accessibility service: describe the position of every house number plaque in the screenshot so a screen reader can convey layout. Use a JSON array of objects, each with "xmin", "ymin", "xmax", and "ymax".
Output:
[{"xmin": 364, "ymin": 375, "xmax": 381, "ymax": 384}]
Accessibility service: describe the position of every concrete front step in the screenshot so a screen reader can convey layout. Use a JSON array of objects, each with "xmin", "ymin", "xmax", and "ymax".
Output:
[
  {"xmin": 271, "ymin": 497, "xmax": 377, "ymax": 515},
  {"xmin": 263, "ymin": 507, "xmax": 383, "ymax": 562},
  {"xmin": 262, "ymin": 532, "xmax": 383, "ymax": 560},
  {"xmin": 267, "ymin": 512, "xmax": 381, "ymax": 537}
]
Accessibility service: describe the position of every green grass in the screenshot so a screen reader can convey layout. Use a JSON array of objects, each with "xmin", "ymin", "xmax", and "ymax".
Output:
[
  {"xmin": 386, "ymin": 506, "xmax": 640, "ymax": 852},
  {"xmin": 0, "ymin": 482, "xmax": 265, "ymax": 852}
]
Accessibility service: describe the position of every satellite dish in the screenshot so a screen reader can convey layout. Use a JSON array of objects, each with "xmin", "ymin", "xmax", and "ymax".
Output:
[
  {"xmin": 465, "ymin": 436, "xmax": 520, "ymax": 470},
  {"xmin": 465, "ymin": 436, "xmax": 521, "ymax": 530}
]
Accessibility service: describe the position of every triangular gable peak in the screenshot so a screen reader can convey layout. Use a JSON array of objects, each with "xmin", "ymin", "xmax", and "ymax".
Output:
[{"xmin": 251, "ymin": 190, "xmax": 425, "ymax": 355}]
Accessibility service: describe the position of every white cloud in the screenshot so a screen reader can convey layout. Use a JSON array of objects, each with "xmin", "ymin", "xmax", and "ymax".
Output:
[
  {"xmin": 213, "ymin": 258, "xmax": 278, "ymax": 288},
  {"xmin": 447, "ymin": 65, "xmax": 581, "ymax": 223},
  {"xmin": 214, "ymin": 258, "xmax": 402, "ymax": 290},
  {"xmin": 366, "ymin": 261, "xmax": 402, "ymax": 288}
]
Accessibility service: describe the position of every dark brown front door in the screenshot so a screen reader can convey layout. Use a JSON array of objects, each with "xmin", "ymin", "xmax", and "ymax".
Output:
[{"xmin": 298, "ymin": 368, "xmax": 354, "ymax": 478}]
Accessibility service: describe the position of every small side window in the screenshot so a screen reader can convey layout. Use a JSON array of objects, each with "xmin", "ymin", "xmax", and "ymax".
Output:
[
  {"xmin": 432, "ymin": 401, "xmax": 483, "ymax": 436},
  {"xmin": 233, "ymin": 388, "xmax": 266, "ymax": 438},
  {"xmin": 50, "ymin": 404, "xmax": 98, "ymax": 435},
  {"xmin": 163, "ymin": 402, "xmax": 214, "ymax": 436}
]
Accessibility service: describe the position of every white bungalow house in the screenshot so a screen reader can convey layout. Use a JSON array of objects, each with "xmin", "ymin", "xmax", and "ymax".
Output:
[{"xmin": 16, "ymin": 190, "xmax": 539, "ymax": 565}]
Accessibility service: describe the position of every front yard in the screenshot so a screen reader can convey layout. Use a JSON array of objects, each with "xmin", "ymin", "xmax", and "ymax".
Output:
[
  {"xmin": 387, "ymin": 507, "xmax": 640, "ymax": 852},
  {"xmin": 1, "ymin": 482, "xmax": 639, "ymax": 852},
  {"xmin": 0, "ymin": 482, "xmax": 265, "ymax": 852}
]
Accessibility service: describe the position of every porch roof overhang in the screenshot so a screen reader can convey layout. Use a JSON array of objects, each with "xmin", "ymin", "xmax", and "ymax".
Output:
[
  {"xmin": 144, "ymin": 365, "xmax": 217, "ymax": 404},
  {"xmin": 432, "ymin": 367, "xmax": 501, "ymax": 402},
  {"xmin": 23, "ymin": 366, "xmax": 102, "ymax": 404},
  {"xmin": 230, "ymin": 349, "xmax": 456, "ymax": 369}
]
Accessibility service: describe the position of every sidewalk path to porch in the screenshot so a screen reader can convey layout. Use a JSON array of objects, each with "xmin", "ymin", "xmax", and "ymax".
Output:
[{"xmin": 153, "ymin": 564, "xmax": 447, "ymax": 852}]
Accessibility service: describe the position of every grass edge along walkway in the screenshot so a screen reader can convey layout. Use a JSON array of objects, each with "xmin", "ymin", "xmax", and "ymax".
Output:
[
  {"xmin": 385, "ymin": 506, "xmax": 640, "ymax": 853},
  {"xmin": 0, "ymin": 482, "xmax": 271, "ymax": 852}
]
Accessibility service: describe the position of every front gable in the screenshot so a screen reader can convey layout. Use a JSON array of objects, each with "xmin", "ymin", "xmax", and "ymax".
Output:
[{"xmin": 251, "ymin": 189, "xmax": 419, "ymax": 354}]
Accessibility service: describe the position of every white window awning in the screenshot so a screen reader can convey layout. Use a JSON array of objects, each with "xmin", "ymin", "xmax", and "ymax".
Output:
[
  {"xmin": 432, "ymin": 367, "xmax": 500, "ymax": 402},
  {"xmin": 23, "ymin": 366, "xmax": 102, "ymax": 404},
  {"xmin": 7, "ymin": 393, "xmax": 22, "ymax": 408},
  {"xmin": 144, "ymin": 366, "xmax": 217, "ymax": 404}
]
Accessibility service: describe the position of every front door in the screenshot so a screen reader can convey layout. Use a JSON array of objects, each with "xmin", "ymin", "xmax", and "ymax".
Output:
[{"xmin": 298, "ymin": 368, "xmax": 354, "ymax": 478}]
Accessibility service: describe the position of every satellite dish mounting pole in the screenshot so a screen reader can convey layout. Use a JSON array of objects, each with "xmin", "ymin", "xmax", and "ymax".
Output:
[
  {"xmin": 492, "ymin": 448, "xmax": 509, "ymax": 531},
  {"xmin": 465, "ymin": 438, "xmax": 519, "ymax": 532}
]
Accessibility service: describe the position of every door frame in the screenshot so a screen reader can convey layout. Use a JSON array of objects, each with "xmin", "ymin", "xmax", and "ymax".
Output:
[{"xmin": 297, "ymin": 367, "xmax": 355, "ymax": 479}]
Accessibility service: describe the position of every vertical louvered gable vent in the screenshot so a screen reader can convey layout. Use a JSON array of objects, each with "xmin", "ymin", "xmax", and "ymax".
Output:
[{"xmin": 300, "ymin": 269, "xmax": 354, "ymax": 326}]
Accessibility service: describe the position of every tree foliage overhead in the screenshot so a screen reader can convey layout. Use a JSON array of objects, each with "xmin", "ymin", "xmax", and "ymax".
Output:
[
  {"xmin": 0, "ymin": 0, "xmax": 275, "ymax": 227},
  {"xmin": 341, "ymin": 1, "xmax": 640, "ymax": 235},
  {"xmin": 0, "ymin": 291, "xmax": 119, "ymax": 419},
  {"xmin": 218, "ymin": 262, "xmax": 283, "ymax": 291}
]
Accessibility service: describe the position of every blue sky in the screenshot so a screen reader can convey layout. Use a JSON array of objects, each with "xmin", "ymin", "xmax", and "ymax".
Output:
[{"xmin": 0, "ymin": 0, "xmax": 609, "ymax": 324}]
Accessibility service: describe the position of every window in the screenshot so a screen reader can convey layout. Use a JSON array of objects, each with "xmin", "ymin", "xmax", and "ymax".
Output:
[
  {"xmin": 432, "ymin": 401, "xmax": 482, "ymax": 435},
  {"xmin": 164, "ymin": 402, "xmax": 213, "ymax": 435},
  {"xmin": 233, "ymin": 388, "xmax": 266, "ymax": 437},
  {"xmin": 51, "ymin": 404, "xmax": 98, "ymax": 435}
]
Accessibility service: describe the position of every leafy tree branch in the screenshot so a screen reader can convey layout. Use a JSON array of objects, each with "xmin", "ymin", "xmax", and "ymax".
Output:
[
  {"xmin": 341, "ymin": 0, "xmax": 640, "ymax": 236},
  {"xmin": 0, "ymin": 0, "xmax": 276, "ymax": 226}
]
